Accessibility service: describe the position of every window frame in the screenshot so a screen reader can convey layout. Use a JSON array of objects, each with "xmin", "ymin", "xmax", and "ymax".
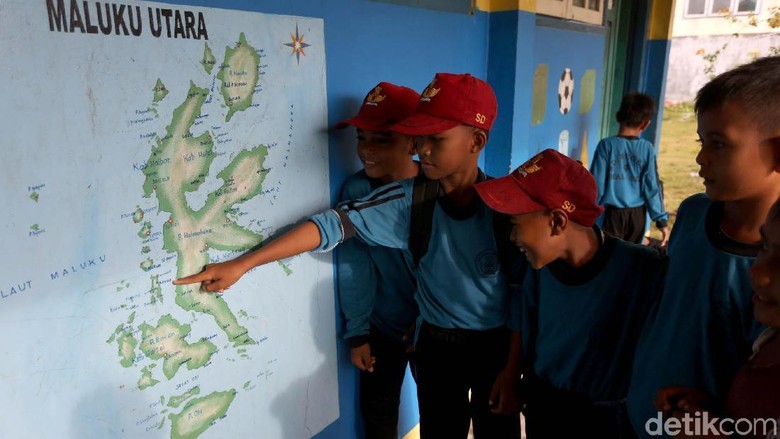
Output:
[
  {"xmin": 537, "ymin": 0, "xmax": 606, "ymax": 25},
  {"xmin": 683, "ymin": 0, "xmax": 762, "ymax": 18}
]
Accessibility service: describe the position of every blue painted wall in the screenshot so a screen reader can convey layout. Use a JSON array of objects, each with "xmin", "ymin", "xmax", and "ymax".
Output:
[
  {"xmin": 526, "ymin": 26, "xmax": 605, "ymax": 168},
  {"xmin": 484, "ymin": 12, "xmax": 608, "ymax": 173}
]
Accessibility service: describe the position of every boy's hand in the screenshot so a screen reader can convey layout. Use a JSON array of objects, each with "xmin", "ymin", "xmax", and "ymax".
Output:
[
  {"xmin": 350, "ymin": 343, "xmax": 375, "ymax": 372},
  {"xmin": 659, "ymin": 226, "xmax": 670, "ymax": 247},
  {"xmin": 173, "ymin": 260, "xmax": 246, "ymax": 293},
  {"xmin": 488, "ymin": 368, "xmax": 519, "ymax": 415},
  {"xmin": 655, "ymin": 386, "xmax": 713, "ymax": 416}
]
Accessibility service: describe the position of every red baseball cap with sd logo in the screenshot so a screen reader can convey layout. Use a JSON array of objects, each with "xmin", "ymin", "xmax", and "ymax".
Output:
[
  {"xmin": 475, "ymin": 149, "xmax": 604, "ymax": 227},
  {"xmin": 391, "ymin": 73, "xmax": 497, "ymax": 136}
]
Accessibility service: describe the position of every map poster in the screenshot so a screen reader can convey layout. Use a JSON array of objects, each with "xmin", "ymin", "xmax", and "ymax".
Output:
[{"xmin": 0, "ymin": 1, "xmax": 337, "ymax": 438}]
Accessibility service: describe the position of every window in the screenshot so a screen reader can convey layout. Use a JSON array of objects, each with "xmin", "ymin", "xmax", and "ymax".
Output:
[
  {"xmin": 538, "ymin": 0, "xmax": 605, "ymax": 25},
  {"xmin": 684, "ymin": 0, "xmax": 761, "ymax": 17}
]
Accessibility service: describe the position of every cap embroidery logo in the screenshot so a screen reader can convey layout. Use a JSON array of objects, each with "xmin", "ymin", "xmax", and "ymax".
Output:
[
  {"xmin": 420, "ymin": 79, "xmax": 441, "ymax": 102},
  {"xmin": 365, "ymin": 86, "xmax": 386, "ymax": 107},
  {"xmin": 562, "ymin": 201, "xmax": 576, "ymax": 213},
  {"xmin": 517, "ymin": 154, "xmax": 543, "ymax": 177}
]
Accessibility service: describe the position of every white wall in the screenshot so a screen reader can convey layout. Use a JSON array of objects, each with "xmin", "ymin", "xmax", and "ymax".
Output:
[{"xmin": 672, "ymin": 0, "xmax": 780, "ymax": 36}]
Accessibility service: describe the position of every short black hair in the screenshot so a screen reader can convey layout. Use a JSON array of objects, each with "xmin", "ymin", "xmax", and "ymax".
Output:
[
  {"xmin": 616, "ymin": 92, "xmax": 656, "ymax": 128},
  {"xmin": 695, "ymin": 55, "xmax": 780, "ymax": 135}
]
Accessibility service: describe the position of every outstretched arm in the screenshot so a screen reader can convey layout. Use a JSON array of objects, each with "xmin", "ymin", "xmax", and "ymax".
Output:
[{"xmin": 173, "ymin": 221, "xmax": 322, "ymax": 292}]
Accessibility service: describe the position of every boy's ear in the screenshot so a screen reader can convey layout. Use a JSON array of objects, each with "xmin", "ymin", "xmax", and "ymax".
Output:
[
  {"xmin": 639, "ymin": 119, "xmax": 652, "ymax": 131},
  {"xmin": 550, "ymin": 209, "xmax": 568, "ymax": 236},
  {"xmin": 771, "ymin": 136, "xmax": 780, "ymax": 173},
  {"xmin": 471, "ymin": 129, "xmax": 487, "ymax": 153}
]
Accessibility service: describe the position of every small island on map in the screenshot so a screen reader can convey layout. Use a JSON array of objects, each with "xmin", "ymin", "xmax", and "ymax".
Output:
[
  {"xmin": 168, "ymin": 385, "xmax": 201, "ymax": 408},
  {"xmin": 217, "ymin": 32, "xmax": 260, "ymax": 122},
  {"xmin": 169, "ymin": 390, "xmax": 237, "ymax": 439},
  {"xmin": 106, "ymin": 312, "xmax": 139, "ymax": 368},
  {"xmin": 138, "ymin": 314, "xmax": 217, "ymax": 380},
  {"xmin": 138, "ymin": 365, "xmax": 159, "ymax": 390},
  {"xmin": 201, "ymin": 43, "xmax": 217, "ymax": 74},
  {"xmin": 153, "ymin": 79, "xmax": 169, "ymax": 103},
  {"xmin": 133, "ymin": 206, "xmax": 145, "ymax": 223}
]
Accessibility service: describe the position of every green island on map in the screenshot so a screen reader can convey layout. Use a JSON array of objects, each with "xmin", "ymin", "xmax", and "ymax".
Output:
[
  {"xmin": 106, "ymin": 312, "xmax": 138, "ymax": 368},
  {"xmin": 201, "ymin": 43, "xmax": 217, "ymax": 74},
  {"xmin": 138, "ymin": 364, "xmax": 160, "ymax": 390},
  {"xmin": 138, "ymin": 314, "xmax": 217, "ymax": 380},
  {"xmin": 217, "ymin": 32, "xmax": 260, "ymax": 122},
  {"xmin": 141, "ymin": 32, "xmax": 267, "ymax": 348},
  {"xmin": 168, "ymin": 386, "xmax": 201, "ymax": 408},
  {"xmin": 106, "ymin": 32, "xmax": 268, "ymax": 436},
  {"xmin": 169, "ymin": 390, "xmax": 237, "ymax": 439},
  {"xmin": 149, "ymin": 274, "xmax": 163, "ymax": 304},
  {"xmin": 153, "ymin": 79, "xmax": 169, "ymax": 103}
]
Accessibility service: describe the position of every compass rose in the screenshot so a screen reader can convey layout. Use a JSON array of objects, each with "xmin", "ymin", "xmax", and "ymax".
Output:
[{"xmin": 284, "ymin": 24, "xmax": 310, "ymax": 64}]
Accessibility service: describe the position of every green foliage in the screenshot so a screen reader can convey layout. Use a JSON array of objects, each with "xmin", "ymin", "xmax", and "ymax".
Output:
[{"xmin": 696, "ymin": 6, "xmax": 779, "ymax": 78}]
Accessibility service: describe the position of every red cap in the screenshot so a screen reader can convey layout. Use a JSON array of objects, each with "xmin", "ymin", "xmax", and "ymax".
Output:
[
  {"xmin": 334, "ymin": 82, "xmax": 420, "ymax": 131},
  {"xmin": 474, "ymin": 149, "xmax": 604, "ymax": 226},
  {"xmin": 391, "ymin": 73, "xmax": 497, "ymax": 136}
]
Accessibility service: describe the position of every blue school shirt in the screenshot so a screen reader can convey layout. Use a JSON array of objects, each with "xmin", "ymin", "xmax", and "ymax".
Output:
[
  {"xmin": 590, "ymin": 136, "xmax": 668, "ymax": 225},
  {"xmin": 509, "ymin": 232, "xmax": 665, "ymax": 401},
  {"xmin": 627, "ymin": 193, "xmax": 763, "ymax": 437},
  {"xmin": 336, "ymin": 170, "xmax": 418, "ymax": 345},
  {"xmin": 310, "ymin": 176, "xmax": 509, "ymax": 330}
]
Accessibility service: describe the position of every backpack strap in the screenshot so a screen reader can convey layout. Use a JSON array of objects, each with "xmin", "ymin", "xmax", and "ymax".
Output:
[
  {"xmin": 410, "ymin": 169, "xmax": 518, "ymax": 276},
  {"xmin": 410, "ymin": 173, "xmax": 440, "ymax": 267}
]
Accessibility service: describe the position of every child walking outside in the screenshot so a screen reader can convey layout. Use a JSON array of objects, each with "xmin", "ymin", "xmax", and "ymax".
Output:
[
  {"xmin": 333, "ymin": 81, "xmax": 420, "ymax": 439},
  {"xmin": 175, "ymin": 73, "xmax": 520, "ymax": 438},
  {"xmin": 627, "ymin": 55, "xmax": 780, "ymax": 438},
  {"xmin": 475, "ymin": 149, "xmax": 665, "ymax": 438},
  {"xmin": 590, "ymin": 92, "xmax": 669, "ymax": 245}
]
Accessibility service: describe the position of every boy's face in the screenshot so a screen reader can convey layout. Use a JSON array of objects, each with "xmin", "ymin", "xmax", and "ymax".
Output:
[
  {"xmin": 751, "ymin": 203, "xmax": 780, "ymax": 327},
  {"xmin": 509, "ymin": 211, "xmax": 560, "ymax": 269},
  {"xmin": 414, "ymin": 125, "xmax": 478, "ymax": 181},
  {"xmin": 695, "ymin": 102, "xmax": 780, "ymax": 201},
  {"xmin": 355, "ymin": 129, "xmax": 415, "ymax": 184}
]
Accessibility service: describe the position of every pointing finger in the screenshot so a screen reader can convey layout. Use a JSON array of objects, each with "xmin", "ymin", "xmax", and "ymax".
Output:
[{"xmin": 173, "ymin": 272, "xmax": 211, "ymax": 285}]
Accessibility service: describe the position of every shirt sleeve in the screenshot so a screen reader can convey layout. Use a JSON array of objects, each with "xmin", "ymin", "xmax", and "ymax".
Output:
[
  {"xmin": 337, "ymin": 236, "xmax": 376, "ymax": 344},
  {"xmin": 640, "ymin": 144, "xmax": 669, "ymax": 227},
  {"xmin": 334, "ymin": 180, "xmax": 378, "ymax": 344},
  {"xmin": 309, "ymin": 181, "xmax": 412, "ymax": 253},
  {"xmin": 590, "ymin": 140, "xmax": 609, "ymax": 206}
]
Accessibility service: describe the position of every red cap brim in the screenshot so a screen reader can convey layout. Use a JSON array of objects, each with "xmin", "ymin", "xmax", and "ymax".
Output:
[
  {"xmin": 474, "ymin": 176, "xmax": 547, "ymax": 215},
  {"xmin": 334, "ymin": 116, "xmax": 396, "ymax": 131},
  {"xmin": 390, "ymin": 113, "xmax": 461, "ymax": 136}
]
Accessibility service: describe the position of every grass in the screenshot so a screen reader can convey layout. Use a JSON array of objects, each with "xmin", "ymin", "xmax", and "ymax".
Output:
[{"xmin": 646, "ymin": 103, "xmax": 703, "ymax": 241}]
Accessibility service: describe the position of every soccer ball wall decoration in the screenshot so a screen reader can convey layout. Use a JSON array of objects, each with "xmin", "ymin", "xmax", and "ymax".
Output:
[{"xmin": 558, "ymin": 68, "xmax": 574, "ymax": 115}]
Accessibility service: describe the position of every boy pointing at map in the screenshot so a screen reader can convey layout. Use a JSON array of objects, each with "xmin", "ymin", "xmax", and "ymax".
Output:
[{"xmin": 175, "ymin": 72, "xmax": 521, "ymax": 438}]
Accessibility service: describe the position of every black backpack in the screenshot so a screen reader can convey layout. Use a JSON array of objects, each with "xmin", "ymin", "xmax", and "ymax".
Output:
[{"xmin": 408, "ymin": 171, "xmax": 520, "ymax": 279}]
